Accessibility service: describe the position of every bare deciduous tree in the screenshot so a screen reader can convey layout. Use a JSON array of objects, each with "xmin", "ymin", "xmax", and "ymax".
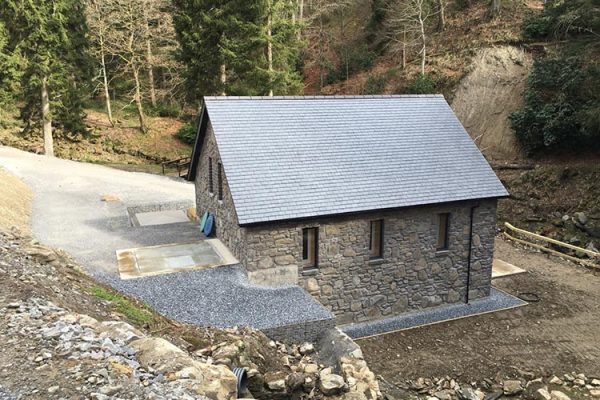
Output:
[
  {"xmin": 385, "ymin": 0, "xmax": 437, "ymax": 75},
  {"xmin": 87, "ymin": 0, "xmax": 115, "ymax": 126}
]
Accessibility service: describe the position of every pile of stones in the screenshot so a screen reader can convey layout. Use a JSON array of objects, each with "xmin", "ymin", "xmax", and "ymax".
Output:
[{"xmin": 385, "ymin": 373, "xmax": 600, "ymax": 400}]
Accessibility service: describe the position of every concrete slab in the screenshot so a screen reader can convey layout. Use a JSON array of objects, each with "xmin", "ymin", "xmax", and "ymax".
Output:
[
  {"xmin": 492, "ymin": 259, "xmax": 526, "ymax": 279},
  {"xmin": 134, "ymin": 209, "xmax": 191, "ymax": 226},
  {"xmin": 116, "ymin": 239, "xmax": 238, "ymax": 279}
]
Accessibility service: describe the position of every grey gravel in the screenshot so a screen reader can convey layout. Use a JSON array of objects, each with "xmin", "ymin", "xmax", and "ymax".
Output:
[
  {"xmin": 0, "ymin": 147, "xmax": 332, "ymax": 331},
  {"xmin": 0, "ymin": 385, "xmax": 16, "ymax": 400},
  {"xmin": 342, "ymin": 288, "xmax": 526, "ymax": 338},
  {"xmin": 97, "ymin": 265, "xmax": 332, "ymax": 330}
]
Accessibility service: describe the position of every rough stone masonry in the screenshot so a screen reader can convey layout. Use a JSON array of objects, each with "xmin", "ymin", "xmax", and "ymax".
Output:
[{"xmin": 195, "ymin": 123, "xmax": 497, "ymax": 325}]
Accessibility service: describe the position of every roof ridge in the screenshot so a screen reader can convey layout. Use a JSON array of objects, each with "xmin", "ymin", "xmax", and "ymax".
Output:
[{"xmin": 203, "ymin": 94, "xmax": 444, "ymax": 101}]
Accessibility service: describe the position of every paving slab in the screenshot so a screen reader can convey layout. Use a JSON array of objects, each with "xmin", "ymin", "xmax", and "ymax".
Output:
[
  {"xmin": 117, "ymin": 239, "xmax": 238, "ymax": 279},
  {"xmin": 492, "ymin": 258, "xmax": 526, "ymax": 279},
  {"xmin": 134, "ymin": 209, "xmax": 191, "ymax": 226},
  {"xmin": 343, "ymin": 288, "xmax": 527, "ymax": 339}
]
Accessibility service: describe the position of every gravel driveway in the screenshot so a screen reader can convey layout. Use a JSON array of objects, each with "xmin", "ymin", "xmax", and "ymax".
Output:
[{"xmin": 0, "ymin": 147, "xmax": 332, "ymax": 330}]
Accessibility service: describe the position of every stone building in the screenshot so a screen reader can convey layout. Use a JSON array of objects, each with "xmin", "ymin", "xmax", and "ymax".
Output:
[{"xmin": 186, "ymin": 95, "xmax": 508, "ymax": 324}]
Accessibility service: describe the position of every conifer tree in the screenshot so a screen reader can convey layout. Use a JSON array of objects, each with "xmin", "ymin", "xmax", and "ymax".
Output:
[
  {"xmin": 173, "ymin": 0, "xmax": 303, "ymax": 99},
  {"xmin": 0, "ymin": 0, "xmax": 91, "ymax": 155}
]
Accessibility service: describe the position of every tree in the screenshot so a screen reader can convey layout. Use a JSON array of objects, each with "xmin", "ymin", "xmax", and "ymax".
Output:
[
  {"xmin": 102, "ymin": 0, "xmax": 151, "ymax": 133},
  {"xmin": 1, "ymin": 0, "xmax": 91, "ymax": 156},
  {"xmin": 173, "ymin": 0, "xmax": 302, "ymax": 99},
  {"xmin": 385, "ymin": 0, "xmax": 436, "ymax": 75},
  {"xmin": 266, "ymin": 0, "xmax": 304, "ymax": 95},
  {"xmin": 87, "ymin": 0, "xmax": 115, "ymax": 126},
  {"xmin": 0, "ymin": 21, "xmax": 21, "ymax": 107}
]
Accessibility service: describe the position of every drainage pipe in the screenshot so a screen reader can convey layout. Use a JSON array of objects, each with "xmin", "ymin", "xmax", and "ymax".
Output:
[
  {"xmin": 232, "ymin": 367, "xmax": 248, "ymax": 396},
  {"xmin": 465, "ymin": 203, "xmax": 479, "ymax": 304}
]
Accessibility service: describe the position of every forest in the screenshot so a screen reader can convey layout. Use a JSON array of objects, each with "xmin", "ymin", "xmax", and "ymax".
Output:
[{"xmin": 0, "ymin": 0, "xmax": 599, "ymax": 158}]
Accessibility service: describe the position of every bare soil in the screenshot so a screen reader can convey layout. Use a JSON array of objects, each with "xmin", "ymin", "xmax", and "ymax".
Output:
[
  {"xmin": 0, "ymin": 168, "xmax": 32, "ymax": 233},
  {"xmin": 359, "ymin": 236, "xmax": 600, "ymax": 383},
  {"xmin": 0, "ymin": 109, "xmax": 192, "ymax": 172}
]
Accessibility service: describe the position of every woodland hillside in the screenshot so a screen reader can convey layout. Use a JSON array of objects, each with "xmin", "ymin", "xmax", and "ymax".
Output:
[{"xmin": 1, "ymin": 0, "xmax": 599, "ymax": 159}]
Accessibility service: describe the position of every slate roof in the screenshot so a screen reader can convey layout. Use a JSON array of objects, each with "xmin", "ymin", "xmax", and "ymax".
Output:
[{"xmin": 191, "ymin": 95, "xmax": 508, "ymax": 225}]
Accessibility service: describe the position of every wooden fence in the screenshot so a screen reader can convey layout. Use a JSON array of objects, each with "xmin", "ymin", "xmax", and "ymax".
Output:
[{"xmin": 503, "ymin": 222, "xmax": 600, "ymax": 270}]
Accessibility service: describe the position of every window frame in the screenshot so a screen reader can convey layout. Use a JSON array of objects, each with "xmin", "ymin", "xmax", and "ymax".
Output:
[
  {"xmin": 208, "ymin": 157, "xmax": 214, "ymax": 194},
  {"xmin": 217, "ymin": 162, "xmax": 223, "ymax": 201},
  {"xmin": 369, "ymin": 219, "xmax": 384, "ymax": 259},
  {"xmin": 437, "ymin": 212, "xmax": 450, "ymax": 251},
  {"xmin": 302, "ymin": 227, "xmax": 319, "ymax": 270}
]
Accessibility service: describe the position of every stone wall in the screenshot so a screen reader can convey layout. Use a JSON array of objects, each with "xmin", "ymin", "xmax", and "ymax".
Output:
[
  {"xmin": 244, "ymin": 199, "xmax": 498, "ymax": 324},
  {"xmin": 263, "ymin": 317, "xmax": 336, "ymax": 344},
  {"xmin": 194, "ymin": 123, "xmax": 247, "ymax": 264}
]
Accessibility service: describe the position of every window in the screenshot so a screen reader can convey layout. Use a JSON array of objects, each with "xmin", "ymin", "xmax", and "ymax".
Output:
[
  {"xmin": 217, "ymin": 162, "xmax": 223, "ymax": 201},
  {"xmin": 208, "ymin": 157, "xmax": 214, "ymax": 194},
  {"xmin": 369, "ymin": 219, "xmax": 383, "ymax": 259},
  {"xmin": 437, "ymin": 213, "xmax": 450, "ymax": 251},
  {"xmin": 302, "ymin": 227, "xmax": 318, "ymax": 269}
]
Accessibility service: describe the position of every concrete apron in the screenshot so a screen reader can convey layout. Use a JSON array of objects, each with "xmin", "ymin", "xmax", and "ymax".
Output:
[
  {"xmin": 492, "ymin": 258, "xmax": 526, "ymax": 279},
  {"xmin": 116, "ymin": 239, "xmax": 238, "ymax": 280}
]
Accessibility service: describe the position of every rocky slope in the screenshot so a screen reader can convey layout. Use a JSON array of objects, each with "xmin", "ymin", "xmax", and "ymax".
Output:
[{"xmin": 0, "ymin": 227, "xmax": 380, "ymax": 400}]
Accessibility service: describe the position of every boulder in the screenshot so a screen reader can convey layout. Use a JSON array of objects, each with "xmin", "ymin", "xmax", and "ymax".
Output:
[
  {"xmin": 550, "ymin": 391, "xmax": 571, "ymax": 400},
  {"xmin": 340, "ymin": 357, "xmax": 380, "ymax": 399},
  {"xmin": 574, "ymin": 212, "xmax": 588, "ymax": 225},
  {"xmin": 299, "ymin": 342, "xmax": 315, "ymax": 355},
  {"xmin": 589, "ymin": 389, "xmax": 600, "ymax": 397},
  {"xmin": 503, "ymin": 380, "xmax": 524, "ymax": 396},
  {"xmin": 458, "ymin": 387, "xmax": 480, "ymax": 400},
  {"xmin": 535, "ymin": 388, "xmax": 552, "ymax": 400},
  {"xmin": 319, "ymin": 370, "xmax": 346, "ymax": 396},
  {"xmin": 130, "ymin": 337, "xmax": 237, "ymax": 400},
  {"xmin": 96, "ymin": 321, "xmax": 144, "ymax": 344},
  {"xmin": 286, "ymin": 372, "xmax": 306, "ymax": 392}
]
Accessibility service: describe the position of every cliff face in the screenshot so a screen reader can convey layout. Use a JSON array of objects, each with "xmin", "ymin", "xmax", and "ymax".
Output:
[{"xmin": 451, "ymin": 46, "xmax": 532, "ymax": 162}]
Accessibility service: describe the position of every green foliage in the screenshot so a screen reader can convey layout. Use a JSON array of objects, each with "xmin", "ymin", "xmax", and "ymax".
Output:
[
  {"xmin": 0, "ymin": 21, "xmax": 21, "ymax": 107},
  {"xmin": 176, "ymin": 122, "xmax": 197, "ymax": 145},
  {"xmin": 0, "ymin": 0, "xmax": 91, "ymax": 136},
  {"xmin": 362, "ymin": 74, "xmax": 387, "ymax": 94},
  {"xmin": 325, "ymin": 44, "xmax": 378, "ymax": 84},
  {"xmin": 88, "ymin": 286, "xmax": 154, "ymax": 326},
  {"xmin": 148, "ymin": 102, "xmax": 181, "ymax": 118},
  {"xmin": 522, "ymin": 13, "xmax": 552, "ymax": 39},
  {"xmin": 509, "ymin": 57, "xmax": 600, "ymax": 153},
  {"xmin": 523, "ymin": 0, "xmax": 600, "ymax": 40},
  {"xmin": 406, "ymin": 73, "xmax": 436, "ymax": 94},
  {"xmin": 173, "ymin": 0, "xmax": 303, "ymax": 98}
]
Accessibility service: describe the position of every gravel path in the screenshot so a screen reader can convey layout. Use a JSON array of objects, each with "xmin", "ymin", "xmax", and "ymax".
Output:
[
  {"xmin": 0, "ymin": 147, "xmax": 332, "ymax": 330},
  {"xmin": 342, "ymin": 288, "xmax": 526, "ymax": 338}
]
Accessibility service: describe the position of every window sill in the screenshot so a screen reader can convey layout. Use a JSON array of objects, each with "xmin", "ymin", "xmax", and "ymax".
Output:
[
  {"xmin": 435, "ymin": 250, "xmax": 450, "ymax": 257},
  {"xmin": 368, "ymin": 258, "xmax": 385, "ymax": 265},
  {"xmin": 301, "ymin": 268, "xmax": 318, "ymax": 276}
]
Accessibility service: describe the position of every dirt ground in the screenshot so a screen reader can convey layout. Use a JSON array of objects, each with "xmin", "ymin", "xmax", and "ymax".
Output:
[
  {"xmin": 359, "ymin": 236, "xmax": 600, "ymax": 383},
  {"xmin": 0, "ymin": 168, "xmax": 31, "ymax": 233}
]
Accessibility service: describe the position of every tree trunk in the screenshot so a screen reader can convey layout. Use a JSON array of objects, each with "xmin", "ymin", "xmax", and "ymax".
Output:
[
  {"xmin": 132, "ymin": 65, "xmax": 147, "ymax": 133},
  {"xmin": 100, "ymin": 37, "xmax": 114, "ymax": 126},
  {"xmin": 220, "ymin": 64, "xmax": 227, "ymax": 96},
  {"xmin": 402, "ymin": 28, "xmax": 406, "ymax": 70},
  {"xmin": 267, "ymin": 6, "xmax": 274, "ymax": 96},
  {"xmin": 437, "ymin": 0, "xmax": 445, "ymax": 31},
  {"xmin": 298, "ymin": 0, "xmax": 304, "ymax": 38},
  {"xmin": 419, "ymin": 6, "xmax": 426, "ymax": 75},
  {"xmin": 491, "ymin": 0, "xmax": 501, "ymax": 15},
  {"xmin": 146, "ymin": 38, "xmax": 157, "ymax": 107},
  {"xmin": 41, "ymin": 76, "xmax": 54, "ymax": 157}
]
